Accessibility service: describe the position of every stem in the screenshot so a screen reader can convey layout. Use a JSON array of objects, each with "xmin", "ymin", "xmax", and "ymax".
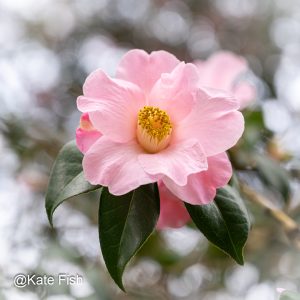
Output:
[{"xmin": 240, "ymin": 183, "xmax": 300, "ymax": 249}]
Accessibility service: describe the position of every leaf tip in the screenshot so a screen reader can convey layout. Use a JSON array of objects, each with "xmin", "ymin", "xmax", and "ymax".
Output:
[
  {"xmin": 234, "ymin": 252, "xmax": 245, "ymax": 265},
  {"xmin": 47, "ymin": 212, "xmax": 54, "ymax": 228},
  {"xmin": 118, "ymin": 282, "xmax": 126, "ymax": 292},
  {"xmin": 110, "ymin": 273, "xmax": 126, "ymax": 292},
  {"xmin": 45, "ymin": 202, "xmax": 54, "ymax": 228}
]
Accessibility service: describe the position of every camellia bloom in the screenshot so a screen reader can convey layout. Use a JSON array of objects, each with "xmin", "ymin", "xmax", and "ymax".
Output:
[
  {"xmin": 195, "ymin": 51, "xmax": 256, "ymax": 109},
  {"xmin": 76, "ymin": 113, "xmax": 102, "ymax": 153},
  {"xmin": 76, "ymin": 49, "xmax": 244, "ymax": 229}
]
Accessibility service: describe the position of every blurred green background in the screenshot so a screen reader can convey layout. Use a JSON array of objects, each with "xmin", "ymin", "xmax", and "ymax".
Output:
[{"xmin": 1, "ymin": 0, "xmax": 300, "ymax": 299}]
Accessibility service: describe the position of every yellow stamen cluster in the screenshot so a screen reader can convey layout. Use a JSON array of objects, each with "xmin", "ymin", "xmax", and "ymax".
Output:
[
  {"xmin": 137, "ymin": 106, "xmax": 172, "ymax": 153},
  {"xmin": 138, "ymin": 106, "xmax": 172, "ymax": 141}
]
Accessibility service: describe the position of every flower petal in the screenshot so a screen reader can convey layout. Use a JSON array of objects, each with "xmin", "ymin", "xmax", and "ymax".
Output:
[
  {"xmin": 233, "ymin": 82, "xmax": 256, "ymax": 109},
  {"xmin": 157, "ymin": 182, "xmax": 190, "ymax": 229},
  {"xmin": 138, "ymin": 139, "xmax": 208, "ymax": 186},
  {"xmin": 149, "ymin": 63, "xmax": 199, "ymax": 122},
  {"xmin": 195, "ymin": 51, "xmax": 255, "ymax": 108},
  {"xmin": 76, "ymin": 128, "xmax": 102, "ymax": 154},
  {"xmin": 116, "ymin": 49, "xmax": 180, "ymax": 95},
  {"xmin": 83, "ymin": 137, "xmax": 157, "ymax": 195},
  {"xmin": 163, "ymin": 152, "xmax": 232, "ymax": 205},
  {"xmin": 76, "ymin": 113, "xmax": 102, "ymax": 154},
  {"xmin": 175, "ymin": 89, "xmax": 244, "ymax": 156},
  {"xmin": 196, "ymin": 51, "xmax": 248, "ymax": 91},
  {"xmin": 77, "ymin": 69, "xmax": 145, "ymax": 143}
]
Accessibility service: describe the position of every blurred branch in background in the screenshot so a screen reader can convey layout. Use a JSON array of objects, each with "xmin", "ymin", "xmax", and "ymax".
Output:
[
  {"xmin": 240, "ymin": 182, "xmax": 300, "ymax": 248},
  {"xmin": 1, "ymin": 0, "xmax": 300, "ymax": 299}
]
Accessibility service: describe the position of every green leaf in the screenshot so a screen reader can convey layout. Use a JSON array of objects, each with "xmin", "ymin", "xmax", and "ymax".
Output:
[
  {"xmin": 280, "ymin": 290, "xmax": 300, "ymax": 300},
  {"xmin": 99, "ymin": 183, "xmax": 160, "ymax": 291},
  {"xmin": 185, "ymin": 185, "xmax": 250, "ymax": 264},
  {"xmin": 45, "ymin": 140, "xmax": 100, "ymax": 226},
  {"xmin": 241, "ymin": 110, "xmax": 270, "ymax": 150},
  {"xmin": 244, "ymin": 110, "xmax": 265, "ymax": 129},
  {"xmin": 255, "ymin": 154, "xmax": 291, "ymax": 202}
]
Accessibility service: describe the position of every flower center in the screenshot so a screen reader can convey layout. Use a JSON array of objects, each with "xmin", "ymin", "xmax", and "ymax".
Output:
[{"xmin": 137, "ymin": 106, "xmax": 172, "ymax": 153}]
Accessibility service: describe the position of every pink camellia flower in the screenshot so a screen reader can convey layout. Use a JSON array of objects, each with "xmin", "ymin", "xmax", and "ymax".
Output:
[
  {"xmin": 76, "ymin": 49, "xmax": 244, "ymax": 229},
  {"xmin": 156, "ymin": 181, "xmax": 191, "ymax": 229},
  {"xmin": 76, "ymin": 113, "xmax": 102, "ymax": 154},
  {"xmin": 195, "ymin": 51, "xmax": 256, "ymax": 109}
]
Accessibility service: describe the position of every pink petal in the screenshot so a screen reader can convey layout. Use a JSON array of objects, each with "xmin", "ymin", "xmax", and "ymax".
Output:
[
  {"xmin": 200, "ymin": 86, "xmax": 234, "ymax": 99},
  {"xmin": 82, "ymin": 137, "xmax": 157, "ymax": 195},
  {"xmin": 163, "ymin": 152, "xmax": 232, "ymax": 205},
  {"xmin": 76, "ymin": 113, "xmax": 102, "ymax": 154},
  {"xmin": 138, "ymin": 139, "xmax": 208, "ymax": 186},
  {"xmin": 233, "ymin": 82, "xmax": 256, "ymax": 109},
  {"xmin": 79, "ymin": 112, "xmax": 95, "ymax": 131},
  {"xmin": 175, "ymin": 89, "xmax": 244, "ymax": 156},
  {"xmin": 77, "ymin": 69, "xmax": 145, "ymax": 143},
  {"xmin": 116, "ymin": 49, "xmax": 180, "ymax": 95},
  {"xmin": 196, "ymin": 51, "xmax": 248, "ymax": 91},
  {"xmin": 149, "ymin": 63, "xmax": 199, "ymax": 123},
  {"xmin": 157, "ymin": 182, "xmax": 190, "ymax": 229},
  {"xmin": 82, "ymin": 68, "xmax": 142, "ymax": 99},
  {"xmin": 76, "ymin": 128, "xmax": 102, "ymax": 154},
  {"xmin": 195, "ymin": 51, "xmax": 256, "ymax": 109}
]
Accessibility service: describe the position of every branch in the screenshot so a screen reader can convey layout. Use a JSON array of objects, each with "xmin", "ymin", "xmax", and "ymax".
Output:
[{"xmin": 240, "ymin": 182, "xmax": 300, "ymax": 248}]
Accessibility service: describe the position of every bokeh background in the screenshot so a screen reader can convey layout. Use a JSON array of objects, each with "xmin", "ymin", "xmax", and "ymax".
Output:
[{"xmin": 1, "ymin": 0, "xmax": 300, "ymax": 299}]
